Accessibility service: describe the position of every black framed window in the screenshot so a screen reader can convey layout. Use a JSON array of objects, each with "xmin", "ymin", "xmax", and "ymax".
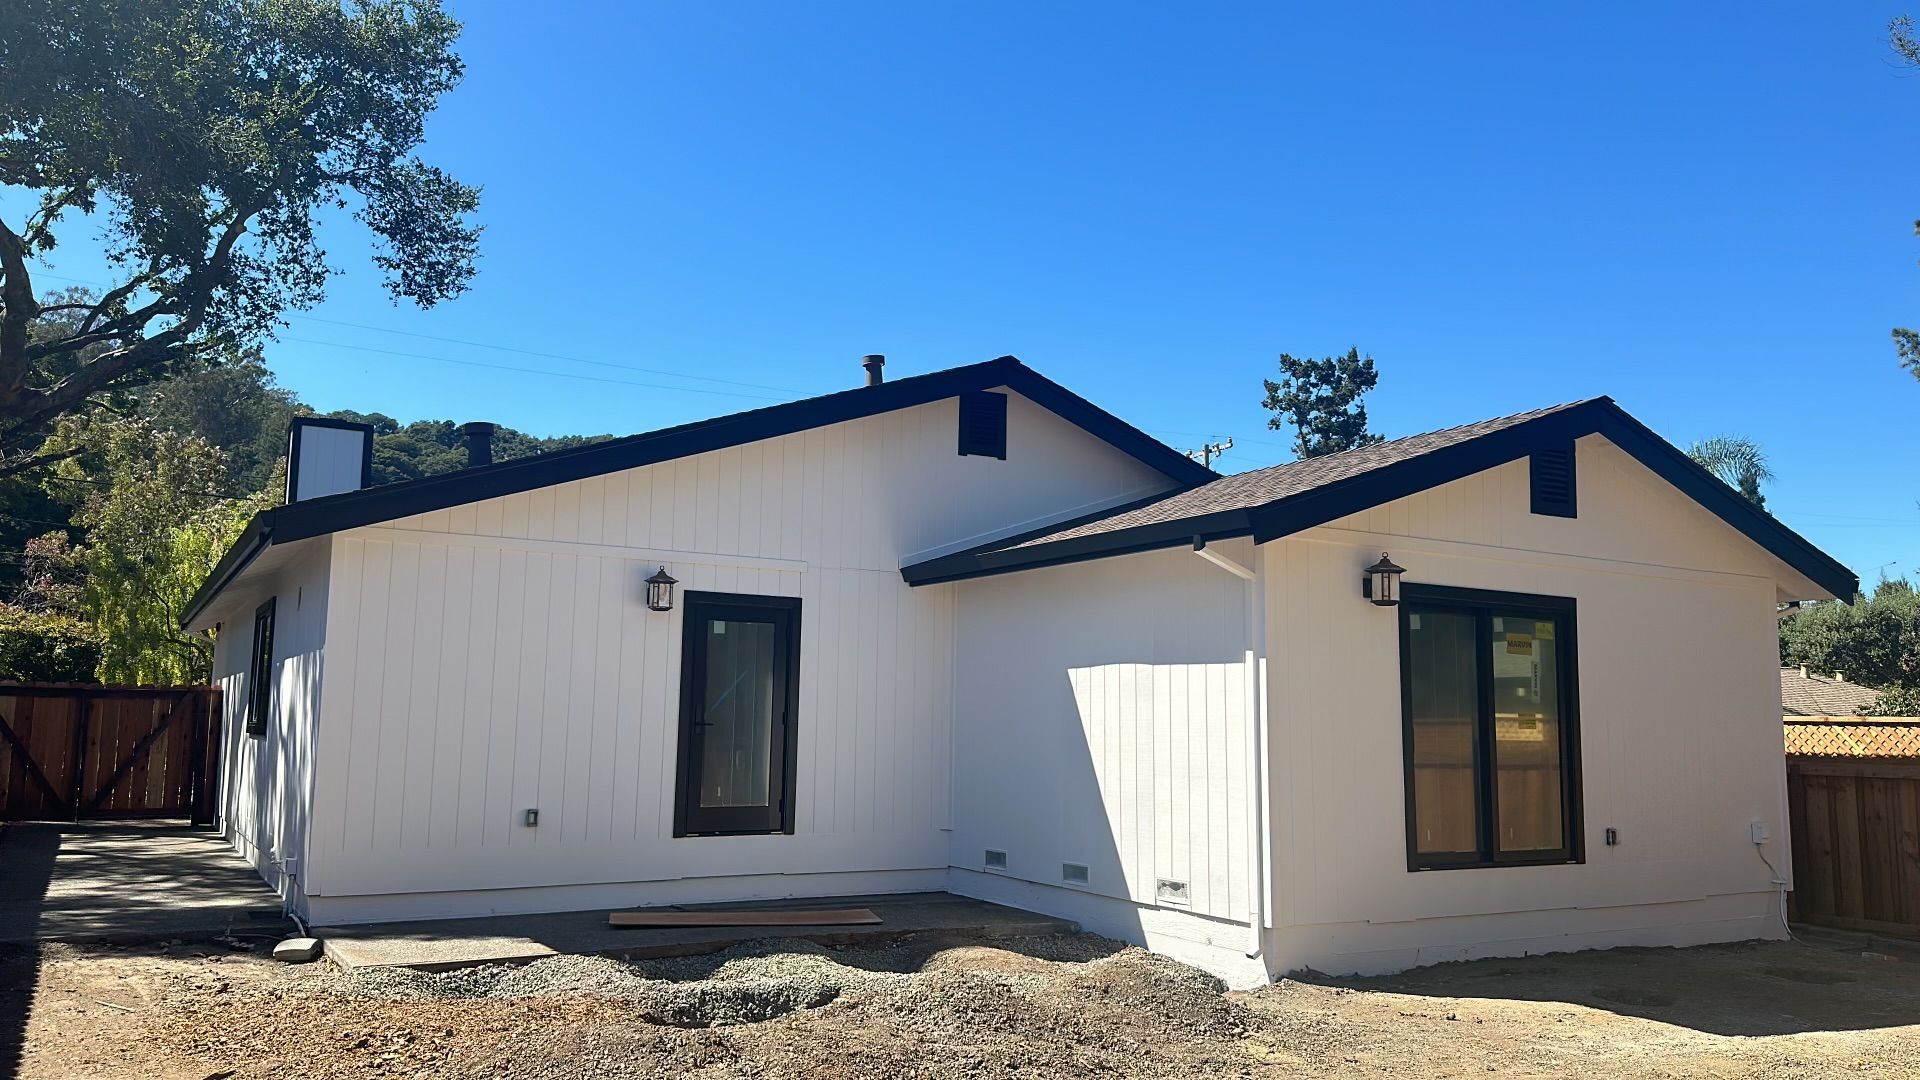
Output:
[
  {"xmin": 674, "ymin": 592, "xmax": 801, "ymax": 837},
  {"xmin": 1400, "ymin": 584, "xmax": 1581, "ymax": 870},
  {"xmin": 246, "ymin": 597, "xmax": 276, "ymax": 738}
]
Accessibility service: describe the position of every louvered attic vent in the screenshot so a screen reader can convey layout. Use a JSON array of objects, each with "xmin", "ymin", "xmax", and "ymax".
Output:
[
  {"xmin": 1529, "ymin": 443, "xmax": 1577, "ymax": 518},
  {"xmin": 957, "ymin": 390, "xmax": 1008, "ymax": 459}
]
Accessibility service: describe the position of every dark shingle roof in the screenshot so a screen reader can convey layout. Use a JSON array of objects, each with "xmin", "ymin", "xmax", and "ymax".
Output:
[
  {"xmin": 1780, "ymin": 668, "xmax": 1883, "ymax": 717},
  {"xmin": 1003, "ymin": 400, "xmax": 1593, "ymax": 551},
  {"xmin": 901, "ymin": 394, "xmax": 1858, "ymax": 601}
]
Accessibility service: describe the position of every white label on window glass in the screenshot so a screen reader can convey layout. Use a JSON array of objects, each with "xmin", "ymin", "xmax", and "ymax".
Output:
[
  {"xmin": 712, "ymin": 621, "xmax": 726, "ymax": 634},
  {"xmin": 1409, "ymin": 614, "xmax": 1422, "ymax": 630}
]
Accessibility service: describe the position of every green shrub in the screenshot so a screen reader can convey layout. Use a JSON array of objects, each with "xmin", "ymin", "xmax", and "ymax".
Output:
[{"xmin": 0, "ymin": 607, "xmax": 101, "ymax": 683}]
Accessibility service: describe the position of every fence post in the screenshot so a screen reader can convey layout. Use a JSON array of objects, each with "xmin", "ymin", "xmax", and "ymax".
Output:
[{"xmin": 68, "ymin": 694, "xmax": 91, "ymax": 822}]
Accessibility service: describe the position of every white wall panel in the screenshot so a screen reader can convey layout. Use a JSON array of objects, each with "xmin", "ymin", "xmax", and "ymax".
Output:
[{"xmin": 949, "ymin": 542, "xmax": 1256, "ymax": 923}]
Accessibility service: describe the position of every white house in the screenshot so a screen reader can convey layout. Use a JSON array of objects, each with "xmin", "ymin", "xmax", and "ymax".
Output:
[{"xmin": 183, "ymin": 355, "xmax": 1855, "ymax": 986}]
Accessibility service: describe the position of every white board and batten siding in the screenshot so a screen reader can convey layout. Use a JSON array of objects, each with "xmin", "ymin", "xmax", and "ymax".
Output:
[
  {"xmin": 208, "ymin": 538, "xmax": 332, "ymax": 908},
  {"xmin": 947, "ymin": 538, "xmax": 1261, "ymax": 960},
  {"xmin": 303, "ymin": 390, "xmax": 1180, "ymax": 915},
  {"xmin": 1260, "ymin": 434, "xmax": 1795, "ymax": 974}
]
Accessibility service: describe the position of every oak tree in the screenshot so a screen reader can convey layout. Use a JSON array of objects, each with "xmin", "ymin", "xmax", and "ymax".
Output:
[{"xmin": 0, "ymin": 0, "xmax": 480, "ymax": 472}]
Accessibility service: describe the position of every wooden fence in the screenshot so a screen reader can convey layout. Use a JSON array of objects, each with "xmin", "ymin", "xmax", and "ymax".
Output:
[
  {"xmin": 1787, "ymin": 756, "xmax": 1920, "ymax": 937},
  {"xmin": 0, "ymin": 684, "xmax": 222, "ymax": 825}
]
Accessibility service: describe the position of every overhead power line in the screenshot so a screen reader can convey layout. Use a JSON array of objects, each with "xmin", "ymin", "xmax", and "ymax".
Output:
[{"xmin": 30, "ymin": 270, "xmax": 813, "ymax": 401}]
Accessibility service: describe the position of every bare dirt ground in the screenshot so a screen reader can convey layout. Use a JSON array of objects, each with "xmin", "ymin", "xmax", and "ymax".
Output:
[{"xmin": 3, "ymin": 928, "xmax": 1919, "ymax": 1079}]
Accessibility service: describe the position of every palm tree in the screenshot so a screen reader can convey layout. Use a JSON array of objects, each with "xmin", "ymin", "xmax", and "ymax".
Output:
[{"xmin": 1686, "ymin": 436, "xmax": 1772, "ymax": 509}]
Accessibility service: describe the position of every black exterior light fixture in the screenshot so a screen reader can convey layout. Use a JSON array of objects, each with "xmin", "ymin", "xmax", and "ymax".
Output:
[
  {"xmin": 645, "ymin": 566, "xmax": 679, "ymax": 612},
  {"xmin": 1362, "ymin": 552, "xmax": 1406, "ymax": 606}
]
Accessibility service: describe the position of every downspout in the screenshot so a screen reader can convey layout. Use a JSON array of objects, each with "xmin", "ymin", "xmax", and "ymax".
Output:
[{"xmin": 1191, "ymin": 537, "xmax": 1269, "ymax": 961}]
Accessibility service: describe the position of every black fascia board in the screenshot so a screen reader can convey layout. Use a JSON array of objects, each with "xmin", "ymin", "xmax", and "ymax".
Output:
[
  {"xmin": 902, "ymin": 506, "xmax": 1255, "ymax": 585},
  {"xmin": 180, "ymin": 513, "xmax": 274, "ymax": 628},
  {"xmin": 1588, "ymin": 408, "xmax": 1857, "ymax": 601},
  {"xmin": 1006, "ymin": 367, "xmax": 1216, "ymax": 487}
]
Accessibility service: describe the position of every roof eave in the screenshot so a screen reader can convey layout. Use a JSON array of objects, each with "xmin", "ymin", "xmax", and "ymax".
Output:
[
  {"xmin": 185, "ymin": 355, "xmax": 1213, "ymax": 620},
  {"xmin": 179, "ymin": 511, "xmax": 275, "ymax": 630},
  {"xmin": 901, "ymin": 398, "xmax": 1860, "ymax": 601},
  {"xmin": 902, "ymin": 508, "xmax": 1255, "ymax": 585}
]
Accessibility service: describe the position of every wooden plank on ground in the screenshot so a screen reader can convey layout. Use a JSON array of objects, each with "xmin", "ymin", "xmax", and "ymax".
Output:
[{"xmin": 608, "ymin": 908, "xmax": 882, "ymax": 928}]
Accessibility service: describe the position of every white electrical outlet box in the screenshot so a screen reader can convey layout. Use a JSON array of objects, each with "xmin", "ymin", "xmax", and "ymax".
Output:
[{"xmin": 1749, "ymin": 821, "xmax": 1769, "ymax": 844}]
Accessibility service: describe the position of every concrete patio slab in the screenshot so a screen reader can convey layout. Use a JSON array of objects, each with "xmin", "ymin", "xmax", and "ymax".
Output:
[
  {"xmin": 318, "ymin": 892, "xmax": 1076, "ymax": 972},
  {"xmin": 0, "ymin": 820, "xmax": 283, "ymax": 943}
]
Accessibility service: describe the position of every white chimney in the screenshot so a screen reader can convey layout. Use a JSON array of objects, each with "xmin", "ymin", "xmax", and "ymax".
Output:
[{"xmin": 286, "ymin": 417, "xmax": 375, "ymax": 503}]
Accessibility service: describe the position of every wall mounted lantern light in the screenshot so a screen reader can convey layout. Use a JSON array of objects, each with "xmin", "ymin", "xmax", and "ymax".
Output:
[
  {"xmin": 1362, "ymin": 552, "xmax": 1405, "ymax": 607},
  {"xmin": 645, "ymin": 566, "xmax": 678, "ymax": 612}
]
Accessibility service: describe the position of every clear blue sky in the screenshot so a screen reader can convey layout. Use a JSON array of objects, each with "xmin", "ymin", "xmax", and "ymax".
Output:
[{"xmin": 31, "ymin": 3, "xmax": 1920, "ymax": 583}]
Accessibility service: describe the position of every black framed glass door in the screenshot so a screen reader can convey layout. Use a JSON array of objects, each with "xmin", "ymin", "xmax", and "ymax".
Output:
[{"xmin": 673, "ymin": 591, "xmax": 801, "ymax": 836}]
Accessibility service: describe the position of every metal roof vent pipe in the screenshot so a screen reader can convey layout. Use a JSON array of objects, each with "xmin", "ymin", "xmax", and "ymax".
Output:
[
  {"xmin": 461, "ymin": 421, "xmax": 497, "ymax": 468},
  {"xmin": 862, "ymin": 354, "xmax": 885, "ymax": 386}
]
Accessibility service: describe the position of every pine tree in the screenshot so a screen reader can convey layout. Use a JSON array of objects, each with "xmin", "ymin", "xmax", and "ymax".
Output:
[{"xmin": 1261, "ymin": 348, "xmax": 1385, "ymax": 458}]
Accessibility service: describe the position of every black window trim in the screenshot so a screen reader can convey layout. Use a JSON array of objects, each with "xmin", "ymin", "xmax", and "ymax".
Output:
[
  {"xmin": 246, "ymin": 597, "xmax": 277, "ymax": 739},
  {"xmin": 1398, "ymin": 583, "xmax": 1584, "ymax": 872},
  {"xmin": 673, "ymin": 590, "xmax": 803, "ymax": 838}
]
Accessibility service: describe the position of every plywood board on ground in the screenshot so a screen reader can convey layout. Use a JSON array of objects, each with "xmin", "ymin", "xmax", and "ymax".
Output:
[{"xmin": 608, "ymin": 907, "xmax": 881, "ymax": 928}]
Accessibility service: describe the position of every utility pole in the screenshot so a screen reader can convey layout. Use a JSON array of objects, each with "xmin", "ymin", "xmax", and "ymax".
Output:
[{"xmin": 1183, "ymin": 437, "xmax": 1233, "ymax": 469}]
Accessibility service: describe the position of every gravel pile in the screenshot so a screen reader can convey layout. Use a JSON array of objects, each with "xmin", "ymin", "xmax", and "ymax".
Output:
[
  {"xmin": 330, "ymin": 938, "xmax": 927, "ymax": 1026},
  {"xmin": 146, "ymin": 930, "xmax": 1278, "ymax": 1077}
]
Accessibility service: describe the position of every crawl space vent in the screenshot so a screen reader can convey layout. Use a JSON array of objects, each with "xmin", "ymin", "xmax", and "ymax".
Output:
[
  {"xmin": 1155, "ymin": 878, "xmax": 1191, "ymax": 906},
  {"xmin": 984, "ymin": 849, "xmax": 1008, "ymax": 871},
  {"xmin": 1061, "ymin": 862, "xmax": 1090, "ymax": 885}
]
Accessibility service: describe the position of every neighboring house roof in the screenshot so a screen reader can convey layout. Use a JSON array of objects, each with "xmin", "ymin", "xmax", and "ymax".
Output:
[
  {"xmin": 1784, "ymin": 717, "xmax": 1920, "ymax": 758},
  {"xmin": 1780, "ymin": 667, "xmax": 1882, "ymax": 717},
  {"xmin": 901, "ymin": 396, "xmax": 1860, "ymax": 601},
  {"xmin": 181, "ymin": 356, "xmax": 1215, "ymax": 627}
]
